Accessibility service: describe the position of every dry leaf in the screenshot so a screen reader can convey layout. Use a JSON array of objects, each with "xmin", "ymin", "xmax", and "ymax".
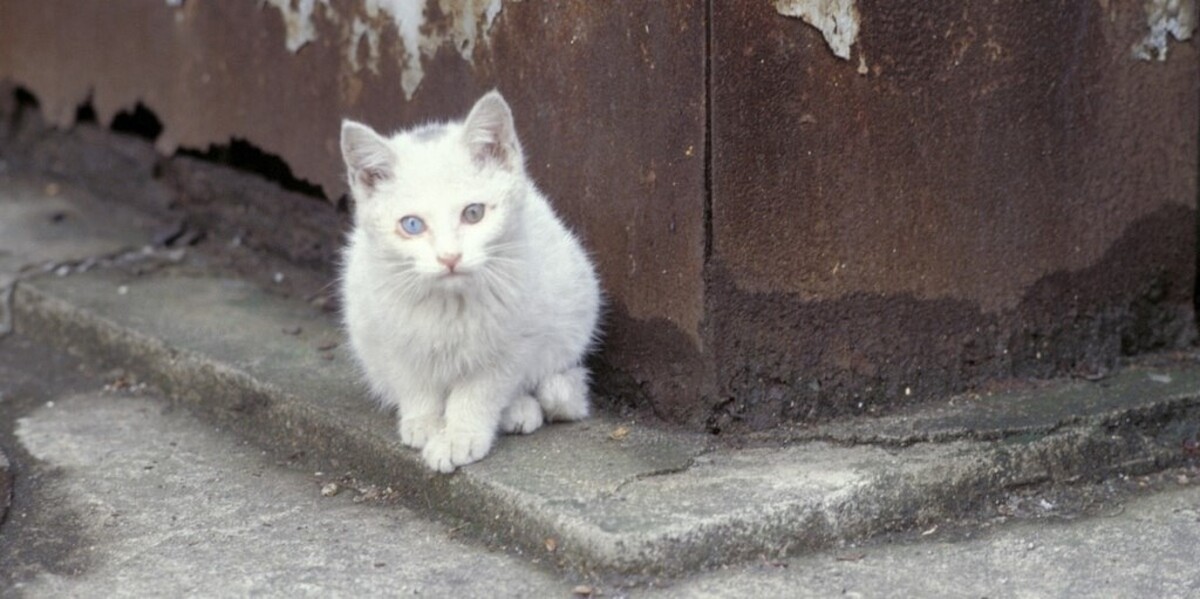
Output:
[
  {"xmin": 609, "ymin": 426, "xmax": 630, "ymax": 441},
  {"xmin": 835, "ymin": 552, "xmax": 866, "ymax": 562},
  {"xmin": 544, "ymin": 537, "xmax": 558, "ymax": 553}
]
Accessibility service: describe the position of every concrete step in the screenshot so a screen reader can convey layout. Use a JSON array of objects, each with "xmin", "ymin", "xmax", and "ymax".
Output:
[
  {"xmin": 3, "ymin": 172, "xmax": 1200, "ymax": 577},
  {"xmin": 0, "ymin": 334, "xmax": 576, "ymax": 596}
]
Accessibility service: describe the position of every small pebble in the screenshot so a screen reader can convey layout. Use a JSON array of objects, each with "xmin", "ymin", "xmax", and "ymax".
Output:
[
  {"xmin": 571, "ymin": 585, "xmax": 594, "ymax": 597},
  {"xmin": 117, "ymin": 285, "xmax": 129, "ymax": 295},
  {"xmin": 317, "ymin": 340, "xmax": 339, "ymax": 351},
  {"xmin": 320, "ymin": 482, "xmax": 340, "ymax": 497},
  {"xmin": 282, "ymin": 326, "xmax": 302, "ymax": 335}
]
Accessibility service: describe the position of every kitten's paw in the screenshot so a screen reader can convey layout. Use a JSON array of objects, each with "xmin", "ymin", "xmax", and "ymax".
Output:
[
  {"xmin": 421, "ymin": 429, "xmax": 496, "ymax": 473},
  {"xmin": 536, "ymin": 366, "xmax": 591, "ymax": 422},
  {"xmin": 500, "ymin": 394, "xmax": 544, "ymax": 435},
  {"xmin": 398, "ymin": 413, "xmax": 442, "ymax": 450}
]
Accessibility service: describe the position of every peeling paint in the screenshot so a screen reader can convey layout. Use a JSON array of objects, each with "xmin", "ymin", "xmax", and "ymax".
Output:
[
  {"xmin": 1133, "ymin": 0, "xmax": 1197, "ymax": 61},
  {"xmin": 263, "ymin": 0, "xmax": 504, "ymax": 100},
  {"xmin": 263, "ymin": 0, "xmax": 328, "ymax": 53},
  {"xmin": 773, "ymin": 0, "xmax": 860, "ymax": 60},
  {"xmin": 348, "ymin": 17, "xmax": 383, "ymax": 74},
  {"xmin": 364, "ymin": 0, "xmax": 425, "ymax": 98}
]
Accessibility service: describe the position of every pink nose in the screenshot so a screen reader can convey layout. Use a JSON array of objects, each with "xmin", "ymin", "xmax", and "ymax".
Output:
[{"xmin": 437, "ymin": 253, "xmax": 462, "ymax": 272}]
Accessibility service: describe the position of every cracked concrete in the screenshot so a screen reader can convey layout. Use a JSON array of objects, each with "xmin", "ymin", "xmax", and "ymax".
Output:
[
  {"xmin": 645, "ymin": 480, "xmax": 1200, "ymax": 598},
  {"xmin": 6, "ymin": 325, "xmax": 1200, "ymax": 597},
  {"xmin": 4, "ymin": 170, "xmax": 1200, "ymax": 578},
  {"xmin": 0, "ymin": 337, "xmax": 570, "ymax": 596}
]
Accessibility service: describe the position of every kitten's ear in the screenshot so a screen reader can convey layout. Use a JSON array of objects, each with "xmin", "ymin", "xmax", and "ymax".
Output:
[
  {"xmin": 340, "ymin": 120, "xmax": 395, "ymax": 194},
  {"xmin": 463, "ymin": 90, "xmax": 522, "ymax": 170}
]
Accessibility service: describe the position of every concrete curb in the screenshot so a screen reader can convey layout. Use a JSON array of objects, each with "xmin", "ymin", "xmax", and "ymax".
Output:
[
  {"xmin": 4, "ymin": 177, "xmax": 1200, "ymax": 577},
  {"xmin": 13, "ymin": 273, "xmax": 1200, "ymax": 576}
]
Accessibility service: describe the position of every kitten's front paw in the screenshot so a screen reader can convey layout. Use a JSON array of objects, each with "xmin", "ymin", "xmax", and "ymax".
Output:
[
  {"xmin": 422, "ymin": 429, "xmax": 496, "ymax": 473},
  {"xmin": 398, "ymin": 413, "xmax": 442, "ymax": 450},
  {"xmin": 500, "ymin": 394, "xmax": 544, "ymax": 435}
]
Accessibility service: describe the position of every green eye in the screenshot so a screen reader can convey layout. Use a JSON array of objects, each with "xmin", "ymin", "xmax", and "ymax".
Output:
[
  {"xmin": 461, "ymin": 203, "xmax": 486, "ymax": 224},
  {"xmin": 398, "ymin": 215, "xmax": 425, "ymax": 236}
]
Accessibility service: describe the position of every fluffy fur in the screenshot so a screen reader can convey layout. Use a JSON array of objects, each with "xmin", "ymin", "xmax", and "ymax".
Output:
[{"xmin": 339, "ymin": 91, "xmax": 601, "ymax": 473}]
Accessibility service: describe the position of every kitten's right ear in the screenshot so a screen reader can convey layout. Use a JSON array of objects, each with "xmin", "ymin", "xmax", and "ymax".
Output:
[{"xmin": 340, "ymin": 120, "xmax": 395, "ymax": 194}]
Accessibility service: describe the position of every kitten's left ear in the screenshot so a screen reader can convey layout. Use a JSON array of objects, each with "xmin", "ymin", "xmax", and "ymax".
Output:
[
  {"xmin": 341, "ymin": 120, "xmax": 395, "ymax": 195},
  {"xmin": 463, "ymin": 90, "xmax": 523, "ymax": 170}
]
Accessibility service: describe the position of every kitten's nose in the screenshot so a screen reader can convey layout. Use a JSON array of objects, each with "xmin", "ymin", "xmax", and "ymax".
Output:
[{"xmin": 437, "ymin": 253, "xmax": 462, "ymax": 272}]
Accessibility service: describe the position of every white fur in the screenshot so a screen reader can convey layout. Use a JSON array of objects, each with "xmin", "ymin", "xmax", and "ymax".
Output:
[{"xmin": 339, "ymin": 91, "xmax": 601, "ymax": 473}]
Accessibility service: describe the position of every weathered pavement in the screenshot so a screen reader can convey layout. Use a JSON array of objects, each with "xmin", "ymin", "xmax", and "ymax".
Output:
[
  {"xmin": 0, "ymin": 334, "xmax": 568, "ymax": 596},
  {"xmin": 4, "ymin": 331, "xmax": 1200, "ymax": 598},
  {"xmin": 2, "ymin": 171, "xmax": 1200, "ymax": 595},
  {"xmin": 654, "ymin": 480, "xmax": 1200, "ymax": 598}
]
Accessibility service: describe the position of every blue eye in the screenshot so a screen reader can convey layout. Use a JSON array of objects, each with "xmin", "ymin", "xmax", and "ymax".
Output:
[
  {"xmin": 398, "ymin": 215, "xmax": 425, "ymax": 236},
  {"xmin": 462, "ymin": 203, "xmax": 486, "ymax": 224}
]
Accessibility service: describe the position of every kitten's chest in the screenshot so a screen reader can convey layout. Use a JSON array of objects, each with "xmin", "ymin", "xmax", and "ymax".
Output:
[{"xmin": 382, "ymin": 291, "xmax": 514, "ymax": 365}]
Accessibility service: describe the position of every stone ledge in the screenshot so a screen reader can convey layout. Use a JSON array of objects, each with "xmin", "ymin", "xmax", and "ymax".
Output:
[{"xmin": 4, "ymin": 174, "xmax": 1200, "ymax": 576}]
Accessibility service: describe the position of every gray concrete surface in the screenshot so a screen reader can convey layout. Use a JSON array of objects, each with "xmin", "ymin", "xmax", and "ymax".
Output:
[
  {"xmin": 14, "ymin": 395, "xmax": 572, "ymax": 597},
  {"xmin": 652, "ymin": 481, "xmax": 1200, "ymax": 598},
  {"xmin": 0, "ymin": 449, "xmax": 9, "ymax": 527},
  {"xmin": 3, "ymin": 172, "xmax": 1200, "ymax": 579},
  {"xmin": 6, "ymin": 330, "xmax": 1200, "ymax": 597},
  {"xmin": 0, "ymin": 335, "xmax": 572, "ymax": 597}
]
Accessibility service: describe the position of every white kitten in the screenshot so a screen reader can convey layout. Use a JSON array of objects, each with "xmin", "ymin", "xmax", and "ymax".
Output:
[{"xmin": 339, "ymin": 91, "xmax": 601, "ymax": 473}]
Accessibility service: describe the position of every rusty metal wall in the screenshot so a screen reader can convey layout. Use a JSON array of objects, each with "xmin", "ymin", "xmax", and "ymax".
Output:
[
  {"xmin": 706, "ymin": 0, "xmax": 1199, "ymax": 428},
  {"xmin": 1, "ymin": 0, "xmax": 1197, "ymax": 430},
  {"xmin": 0, "ymin": 0, "xmax": 710, "ymax": 422}
]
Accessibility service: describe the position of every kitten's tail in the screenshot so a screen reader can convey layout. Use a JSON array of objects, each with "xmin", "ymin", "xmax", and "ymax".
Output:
[{"xmin": 535, "ymin": 366, "xmax": 591, "ymax": 422}]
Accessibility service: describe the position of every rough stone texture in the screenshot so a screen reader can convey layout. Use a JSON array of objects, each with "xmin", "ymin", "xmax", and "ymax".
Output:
[
  {"xmin": 0, "ymin": 449, "xmax": 9, "ymax": 527},
  {"xmin": 5, "ymin": 328, "xmax": 1200, "ymax": 597},
  {"xmin": 648, "ymin": 483, "xmax": 1200, "ymax": 598},
  {"xmin": 706, "ymin": 0, "xmax": 1199, "ymax": 429},
  {"xmin": 2, "ymin": 387, "xmax": 567, "ymax": 596}
]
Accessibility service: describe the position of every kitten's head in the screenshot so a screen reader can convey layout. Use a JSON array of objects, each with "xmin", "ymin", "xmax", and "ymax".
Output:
[{"xmin": 340, "ymin": 91, "xmax": 526, "ymax": 288}]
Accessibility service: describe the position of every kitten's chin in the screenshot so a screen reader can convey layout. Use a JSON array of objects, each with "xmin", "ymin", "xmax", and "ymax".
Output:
[{"xmin": 433, "ymin": 271, "xmax": 472, "ymax": 290}]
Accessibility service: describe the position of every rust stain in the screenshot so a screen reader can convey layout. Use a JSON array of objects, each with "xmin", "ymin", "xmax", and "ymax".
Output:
[
  {"xmin": 713, "ymin": 0, "xmax": 1199, "ymax": 314},
  {"xmin": 1, "ymin": 0, "xmax": 1195, "ymax": 430}
]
